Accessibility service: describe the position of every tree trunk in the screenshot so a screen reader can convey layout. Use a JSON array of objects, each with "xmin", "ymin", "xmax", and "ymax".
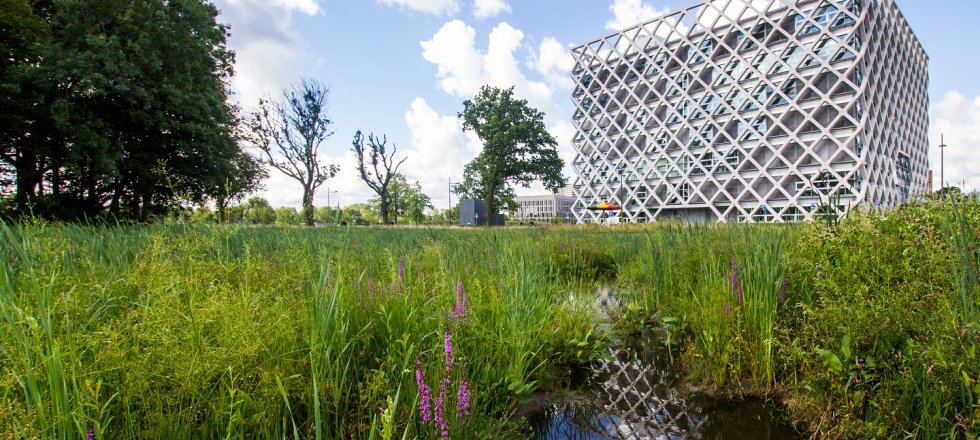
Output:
[
  {"xmin": 14, "ymin": 172, "xmax": 40, "ymax": 214},
  {"xmin": 302, "ymin": 188, "xmax": 315, "ymax": 227},
  {"xmin": 485, "ymin": 184, "xmax": 497, "ymax": 227},
  {"xmin": 109, "ymin": 179, "xmax": 123, "ymax": 219},
  {"xmin": 13, "ymin": 151, "xmax": 43, "ymax": 214},
  {"xmin": 379, "ymin": 194, "xmax": 390, "ymax": 224},
  {"xmin": 140, "ymin": 191, "xmax": 151, "ymax": 222}
]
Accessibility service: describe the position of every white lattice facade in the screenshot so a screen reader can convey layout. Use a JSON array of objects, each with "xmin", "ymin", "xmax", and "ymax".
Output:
[{"xmin": 570, "ymin": 0, "xmax": 928, "ymax": 223}]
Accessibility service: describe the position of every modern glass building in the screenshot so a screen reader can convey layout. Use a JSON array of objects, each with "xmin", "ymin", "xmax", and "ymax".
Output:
[{"xmin": 569, "ymin": 0, "xmax": 928, "ymax": 223}]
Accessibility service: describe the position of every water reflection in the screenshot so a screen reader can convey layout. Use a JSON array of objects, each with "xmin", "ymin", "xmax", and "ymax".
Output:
[{"xmin": 526, "ymin": 338, "xmax": 800, "ymax": 440}]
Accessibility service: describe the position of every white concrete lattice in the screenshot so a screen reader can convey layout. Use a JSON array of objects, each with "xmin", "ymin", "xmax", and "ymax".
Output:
[{"xmin": 569, "ymin": 0, "xmax": 929, "ymax": 223}]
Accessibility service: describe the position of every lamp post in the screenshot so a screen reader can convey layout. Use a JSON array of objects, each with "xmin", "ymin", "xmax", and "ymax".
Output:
[
  {"xmin": 938, "ymin": 134, "xmax": 947, "ymax": 193},
  {"xmin": 448, "ymin": 178, "xmax": 453, "ymax": 226}
]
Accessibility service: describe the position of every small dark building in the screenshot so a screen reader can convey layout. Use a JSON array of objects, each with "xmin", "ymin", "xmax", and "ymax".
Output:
[{"xmin": 459, "ymin": 199, "xmax": 505, "ymax": 226}]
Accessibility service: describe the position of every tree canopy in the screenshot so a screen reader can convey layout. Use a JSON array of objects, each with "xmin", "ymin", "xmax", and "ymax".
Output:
[
  {"xmin": 368, "ymin": 173, "xmax": 432, "ymax": 224},
  {"xmin": 1, "ymin": 0, "xmax": 259, "ymax": 221},
  {"xmin": 454, "ymin": 86, "xmax": 566, "ymax": 223}
]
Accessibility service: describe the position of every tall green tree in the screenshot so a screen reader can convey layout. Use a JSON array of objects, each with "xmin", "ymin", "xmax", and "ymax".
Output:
[
  {"xmin": 1, "ymin": 0, "xmax": 244, "ymax": 221},
  {"xmin": 352, "ymin": 131, "xmax": 406, "ymax": 224},
  {"xmin": 207, "ymin": 149, "xmax": 267, "ymax": 224},
  {"xmin": 246, "ymin": 79, "xmax": 339, "ymax": 226},
  {"xmin": 455, "ymin": 86, "xmax": 565, "ymax": 224},
  {"xmin": 371, "ymin": 173, "xmax": 432, "ymax": 224}
]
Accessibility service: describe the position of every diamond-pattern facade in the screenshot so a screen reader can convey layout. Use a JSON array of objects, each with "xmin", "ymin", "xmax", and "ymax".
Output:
[{"xmin": 569, "ymin": 0, "xmax": 929, "ymax": 223}]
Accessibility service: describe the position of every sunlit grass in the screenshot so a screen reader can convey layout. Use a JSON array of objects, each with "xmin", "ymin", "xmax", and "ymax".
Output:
[{"xmin": 1, "ymin": 197, "xmax": 977, "ymax": 439}]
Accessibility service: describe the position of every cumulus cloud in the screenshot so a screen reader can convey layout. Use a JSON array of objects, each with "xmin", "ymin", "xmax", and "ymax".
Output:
[
  {"xmin": 420, "ymin": 20, "xmax": 560, "ymax": 116},
  {"xmin": 530, "ymin": 37, "xmax": 575, "ymax": 92},
  {"xmin": 473, "ymin": 0, "xmax": 510, "ymax": 19},
  {"xmin": 400, "ymin": 98, "xmax": 483, "ymax": 208},
  {"xmin": 378, "ymin": 0, "xmax": 459, "ymax": 16},
  {"xmin": 929, "ymin": 91, "xmax": 980, "ymax": 192},
  {"xmin": 416, "ymin": 21, "xmax": 579, "ymax": 199},
  {"xmin": 606, "ymin": 0, "xmax": 670, "ymax": 31},
  {"xmin": 214, "ymin": 0, "xmax": 320, "ymax": 107}
]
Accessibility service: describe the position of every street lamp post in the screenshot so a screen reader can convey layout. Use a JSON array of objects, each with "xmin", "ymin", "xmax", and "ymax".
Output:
[{"xmin": 938, "ymin": 134, "xmax": 947, "ymax": 193}]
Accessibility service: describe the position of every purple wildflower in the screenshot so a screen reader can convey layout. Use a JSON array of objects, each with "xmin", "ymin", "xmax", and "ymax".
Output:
[
  {"xmin": 444, "ymin": 331, "xmax": 453, "ymax": 373},
  {"xmin": 435, "ymin": 378, "xmax": 449, "ymax": 440},
  {"xmin": 367, "ymin": 277, "xmax": 374, "ymax": 294},
  {"xmin": 87, "ymin": 428, "xmax": 95, "ymax": 440},
  {"xmin": 725, "ymin": 302, "xmax": 731, "ymax": 316},
  {"xmin": 453, "ymin": 281, "xmax": 468, "ymax": 319},
  {"xmin": 399, "ymin": 255, "xmax": 405, "ymax": 280},
  {"xmin": 738, "ymin": 283, "xmax": 744, "ymax": 306},
  {"xmin": 779, "ymin": 274, "xmax": 787, "ymax": 304},
  {"xmin": 415, "ymin": 359, "xmax": 432, "ymax": 423},
  {"xmin": 457, "ymin": 379, "xmax": 471, "ymax": 420}
]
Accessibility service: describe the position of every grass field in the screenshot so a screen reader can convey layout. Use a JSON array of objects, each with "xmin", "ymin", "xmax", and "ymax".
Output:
[{"xmin": 1, "ymin": 197, "xmax": 978, "ymax": 439}]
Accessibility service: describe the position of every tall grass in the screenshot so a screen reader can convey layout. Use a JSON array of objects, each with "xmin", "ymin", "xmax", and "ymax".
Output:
[
  {"xmin": 1, "ymin": 198, "xmax": 977, "ymax": 439},
  {"xmin": 0, "ymin": 223, "xmax": 606, "ymax": 438}
]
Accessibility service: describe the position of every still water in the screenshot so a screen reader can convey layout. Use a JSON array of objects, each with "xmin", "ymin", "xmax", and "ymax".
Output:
[{"xmin": 525, "ymin": 337, "xmax": 801, "ymax": 440}]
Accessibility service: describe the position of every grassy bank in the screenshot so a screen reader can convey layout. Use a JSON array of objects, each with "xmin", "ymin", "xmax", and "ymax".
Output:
[{"xmin": 1, "ymin": 197, "xmax": 977, "ymax": 438}]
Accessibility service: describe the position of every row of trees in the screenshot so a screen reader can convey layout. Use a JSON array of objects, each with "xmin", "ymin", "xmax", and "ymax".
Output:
[
  {"xmin": 1, "ymin": 0, "xmax": 266, "ymax": 221},
  {"xmin": 2, "ymin": 1, "xmax": 565, "ymax": 224}
]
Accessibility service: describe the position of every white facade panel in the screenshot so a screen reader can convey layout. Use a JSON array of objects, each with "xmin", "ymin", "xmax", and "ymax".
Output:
[{"xmin": 569, "ymin": 0, "xmax": 929, "ymax": 223}]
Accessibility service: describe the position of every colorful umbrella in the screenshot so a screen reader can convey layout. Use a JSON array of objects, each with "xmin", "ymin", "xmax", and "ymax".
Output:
[{"xmin": 586, "ymin": 200, "xmax": 621, "ymax": 210}]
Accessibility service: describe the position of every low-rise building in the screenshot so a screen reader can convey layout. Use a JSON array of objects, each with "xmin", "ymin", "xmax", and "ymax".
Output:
[{"xmin": 516, "ymin": 194, "xmax": 576, "ymax": 222}]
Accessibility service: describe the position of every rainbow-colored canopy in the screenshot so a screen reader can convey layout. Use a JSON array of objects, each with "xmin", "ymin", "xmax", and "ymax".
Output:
[{"xmin": 586, "ymin": 201, "xmax": 621, "ymax": 210}]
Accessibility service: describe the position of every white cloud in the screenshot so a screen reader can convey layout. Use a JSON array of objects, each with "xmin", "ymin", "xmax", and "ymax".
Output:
[
  {"xmin": 418, "ymin": 20, "xmax": 577, "ymax": 199},
  {"xmin": 473, "ymin": 0, "xmax": 510, "ymax": 19},
  {"xmin": 420, "ymin": 21, "xmax": 560, "ymax": 116},
  {"xmin": 401, "ymin": 97, "xmax": 482, "ymax": 208},
  {"xmin": 530, "ymin": 37, "xmax": 574, "ymax": 92},
  {"xmin": 378, "ymin": 0, "xmax": 459, "ymax": 16},
  {"xmin": 606, "ymin": 0, "xmax": 669, "ymax": 32},
  {"xmin": 214, "ymin": 0, "xmax": 320, "ymax": 108},
  {"xmin": 929, "ymin": 91, "xmax": 980, "ymax": 192}
]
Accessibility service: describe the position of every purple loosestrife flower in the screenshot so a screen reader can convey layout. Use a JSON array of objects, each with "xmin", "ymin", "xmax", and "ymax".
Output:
[
  {"xmin": 399, "ymin": 255, "xmax": 405, "ymax": 280},
  {"xmin": 457, "ymin": 379, "xmax": 471, "ymax": 419},
  {"xmin": 368, "ymin": 277, "xmax": 374, "ymax": 294},
  {"xmin": 87, "ymin": 428, "xmax": 95, "ymax": 440},
  {"xmin": 415, "ymin": 359, "xmax": 432, "ymax": 423},
  {"xmin": 435, "ymin": 378, "xmax": 449, "ymax": 440},
  {"xmin": 444, "ymin": 331, "xmax": 453, "ymax": 373},
  {"xmin": 738, "ymin": 283, "xmax": 744, "ymax": 306},
  {"xmin": 453, "ymin": 281, "xmax": 468, "ymax": 319},
  {"xmin": 779, "ymin": 274, "xmax": 787, "ymax": 304},
  {"xmin": 725, "ymin": 302, "xmax": 731, "ymax": 316}
]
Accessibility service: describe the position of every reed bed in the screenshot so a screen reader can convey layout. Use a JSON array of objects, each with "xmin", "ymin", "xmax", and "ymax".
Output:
[{"xmin": 1, "ymin": 196, "xmax": 978, "ymax": 439}]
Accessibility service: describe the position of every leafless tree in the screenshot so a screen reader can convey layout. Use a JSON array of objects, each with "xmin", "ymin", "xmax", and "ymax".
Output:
[
  {"xmin": 246, "ymin": 79, "xmax": 339, "ymax": 226},
  {"xmin": 352, "ymin": 131, "xmax": 406, "ymax": 224}
]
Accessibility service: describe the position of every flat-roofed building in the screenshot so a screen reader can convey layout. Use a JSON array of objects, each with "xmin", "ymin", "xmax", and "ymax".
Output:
[{"xmin": 516, "ymin": 194, "xmax": 577, "ymax": 222}]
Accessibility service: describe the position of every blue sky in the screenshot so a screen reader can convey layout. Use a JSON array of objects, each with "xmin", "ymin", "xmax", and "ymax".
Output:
[{"xmin": 213, "ymin": 0, "xmax": 980, "ymax": 208}]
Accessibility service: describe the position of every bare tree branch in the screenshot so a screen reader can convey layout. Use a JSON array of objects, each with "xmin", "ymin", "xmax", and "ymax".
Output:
[{"xmin": 245, "ymin": 78, "xmax": 338, "ymax": 226}]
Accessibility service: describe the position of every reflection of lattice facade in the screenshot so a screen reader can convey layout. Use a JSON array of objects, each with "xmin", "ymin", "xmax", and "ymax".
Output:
[{"xmin": 570, "ymin": 0, "xmax": 928, "ymax": 223}]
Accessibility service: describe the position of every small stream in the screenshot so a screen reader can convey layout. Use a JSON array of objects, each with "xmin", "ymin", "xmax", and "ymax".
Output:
[{"xmin": 523, "ymin": 288, "xmax": 802, "ymax": 439}]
